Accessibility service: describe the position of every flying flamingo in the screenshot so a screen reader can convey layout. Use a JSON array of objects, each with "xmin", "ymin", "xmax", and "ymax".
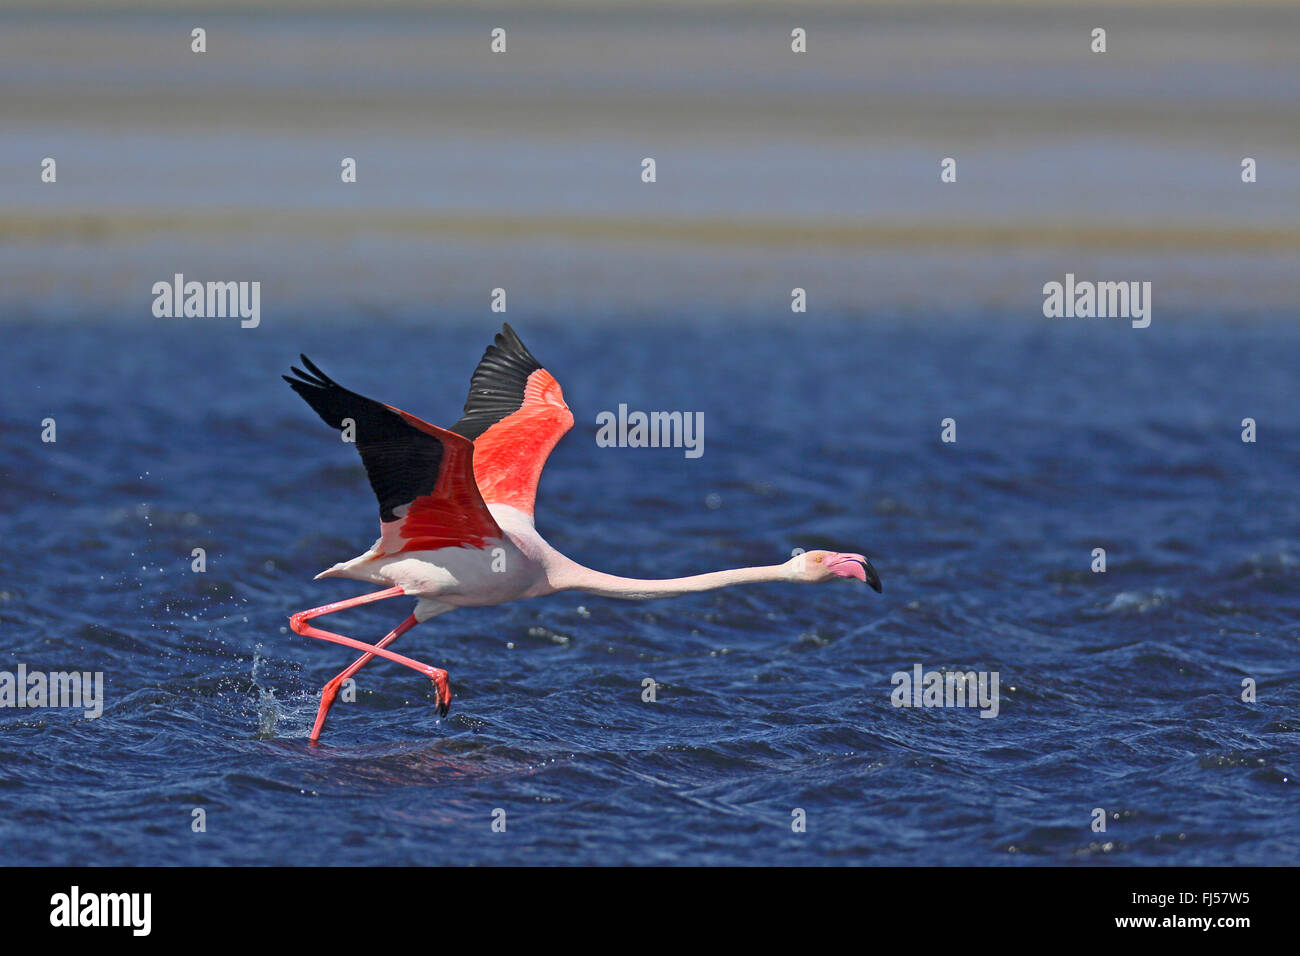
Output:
[{"xmin": 286, "ymin": 324, "xmax": 881, "ymax": 741}]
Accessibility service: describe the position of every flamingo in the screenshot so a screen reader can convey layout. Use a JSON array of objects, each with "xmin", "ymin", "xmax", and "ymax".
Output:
[{"xmin": 285, "ymin": 324, "xmax": 881, "ymax": 742}]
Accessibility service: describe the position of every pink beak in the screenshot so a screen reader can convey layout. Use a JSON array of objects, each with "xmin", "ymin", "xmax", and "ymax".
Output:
[{"xmin": 826, "ymin": 553, "xmax": 882, "ymax": 593}]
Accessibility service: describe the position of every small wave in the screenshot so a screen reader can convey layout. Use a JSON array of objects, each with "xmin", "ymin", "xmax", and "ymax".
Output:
[{"xmin": 1101, "ymin": 589, "xmax": 1175, "ymax": 615}]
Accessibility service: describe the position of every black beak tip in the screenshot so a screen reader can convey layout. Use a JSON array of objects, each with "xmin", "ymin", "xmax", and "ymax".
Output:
[{"xmin": 863, "ymin": 560, "xmax": 882, "ymax": 594}]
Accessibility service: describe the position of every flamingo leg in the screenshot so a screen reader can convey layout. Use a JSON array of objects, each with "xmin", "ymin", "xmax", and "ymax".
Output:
[
  {"xmin": 288, "ymin": 588, "xmax": 453, "ymax": 740},
  {"xmin": 309, "ymin": 613, "xmax": 419, "ymax": 742}
]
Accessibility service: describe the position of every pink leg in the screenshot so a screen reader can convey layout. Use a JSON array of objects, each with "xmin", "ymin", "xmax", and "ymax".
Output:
[
  {"xmin": 288, "ymin": 588, "xmax": 453, "ymax": 741},
  {"xmin": 309, "ymin": 613, "xmax": 419, "ymax": 742}
]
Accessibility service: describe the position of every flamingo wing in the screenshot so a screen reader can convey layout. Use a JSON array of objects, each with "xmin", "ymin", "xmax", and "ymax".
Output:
[
  {"xmin": 284, "ymin": 355, "xmax": 502, "ymax": 554},
  {"xmin": 449, "ymin": 323, "xmax": 574, "ymax": 517}
]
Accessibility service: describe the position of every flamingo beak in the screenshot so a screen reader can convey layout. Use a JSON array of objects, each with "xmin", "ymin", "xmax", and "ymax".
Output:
[{"xmin": 827, "ymin": 553, "xmax": 882, "ymax": 593}]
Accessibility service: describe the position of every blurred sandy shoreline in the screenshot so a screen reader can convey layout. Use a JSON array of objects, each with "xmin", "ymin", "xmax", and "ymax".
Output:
[{"xmin": 2, "ymin": 2, "xmax": 1297, "ymax": 321}]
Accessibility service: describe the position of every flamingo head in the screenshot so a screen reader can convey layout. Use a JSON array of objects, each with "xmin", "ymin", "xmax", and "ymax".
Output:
[{"xmin": 789, "ymin": 550, "xmax": 882, "ymax": 593}]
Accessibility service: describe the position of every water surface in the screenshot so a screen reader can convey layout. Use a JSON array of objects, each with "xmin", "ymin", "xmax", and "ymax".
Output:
[{"xmin": 1, "ymin": 313, "xmax": 1296, "ymax": 865}]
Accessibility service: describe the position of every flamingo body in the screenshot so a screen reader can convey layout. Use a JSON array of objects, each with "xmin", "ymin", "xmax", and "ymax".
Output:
[{"xmin": 318, "ymin": 505, "xmax": 552, "ymax": 612}]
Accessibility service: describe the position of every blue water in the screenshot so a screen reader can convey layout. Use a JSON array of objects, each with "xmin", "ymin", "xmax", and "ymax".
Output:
[{"xmin": 1, "ymin": 313, "xmax": 1297, "ymax": 865}]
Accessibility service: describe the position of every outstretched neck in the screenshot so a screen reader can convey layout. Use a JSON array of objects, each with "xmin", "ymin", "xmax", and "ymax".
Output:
[{"xmin": 547, "ymin": 556, "xmax": 792, "ymax": 600}]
